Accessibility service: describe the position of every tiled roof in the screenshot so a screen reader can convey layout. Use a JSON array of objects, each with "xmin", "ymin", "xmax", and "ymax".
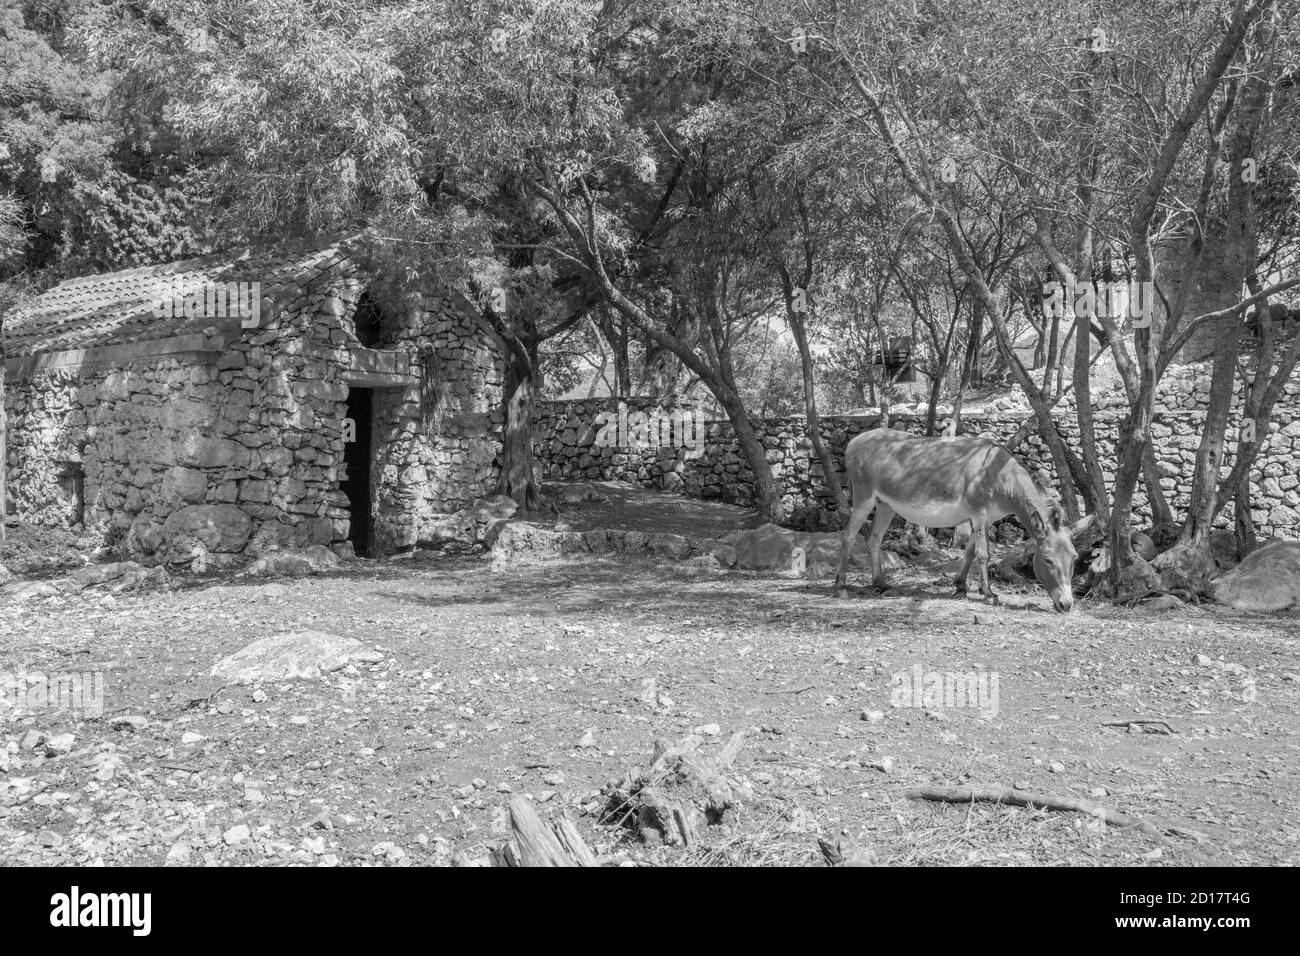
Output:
[{"xmin": 1, "ymin": 239, "xmax": 355, "ymax": 357}]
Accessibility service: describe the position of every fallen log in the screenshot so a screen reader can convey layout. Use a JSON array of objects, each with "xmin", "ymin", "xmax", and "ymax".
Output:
[
  {"xmin": 903, "ymin": 784, "xmax": 1165, "ymax": 839},
  {"xmin": 486, "ymin": 796, "xmax": 599, "ymax": 867}
]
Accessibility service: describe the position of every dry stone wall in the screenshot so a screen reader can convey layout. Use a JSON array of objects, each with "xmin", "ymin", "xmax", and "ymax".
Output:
[{"xmin": 535, "ymin": 373, "xmax": 1300, "ymax": 536}]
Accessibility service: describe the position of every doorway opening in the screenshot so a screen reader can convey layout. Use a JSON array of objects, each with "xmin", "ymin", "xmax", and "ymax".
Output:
[
  {"xmin": 342, "ymin": 387, "xmax": 374, "ymax": 557},
  {"xmin": 58, "ymin": 461, "xmax": 85, "ymax": 528}
]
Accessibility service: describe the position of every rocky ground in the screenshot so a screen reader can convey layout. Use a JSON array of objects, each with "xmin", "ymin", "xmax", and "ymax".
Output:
[{"xmin": 1, "ymin": 498, "xmax": 1297, "ymax": 867}]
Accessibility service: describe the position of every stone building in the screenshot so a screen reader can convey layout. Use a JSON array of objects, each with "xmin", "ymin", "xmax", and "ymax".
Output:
[{"xmin": 1, "ymin": 239, "xmax": 506, "ymax": 563}]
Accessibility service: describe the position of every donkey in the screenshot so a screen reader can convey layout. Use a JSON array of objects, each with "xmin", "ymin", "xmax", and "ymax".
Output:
[{"xmin": 833, "ymin": 428, "xmax": 1089, "ymax": 611}]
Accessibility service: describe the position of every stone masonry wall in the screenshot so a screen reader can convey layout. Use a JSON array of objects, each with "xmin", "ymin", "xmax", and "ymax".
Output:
[
  {"xmin": 535, "ymin": 368, "xmax": 1300, "ymax": 536},
  {"xmin": 366, "ymin": 288, "xmax": 505, "ymax": 553},
  {"xmin": 4, "ymin": 272, "xmax": 506, "ymax": 562}
]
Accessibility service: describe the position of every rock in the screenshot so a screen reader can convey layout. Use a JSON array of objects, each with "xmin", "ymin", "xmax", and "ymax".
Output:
[
  {"xmin": 110, "ymin": 715, "xmax": 149, "ymax": 731},
  {"xmin": 245, "ymin": 545, "xmax": 339, "ymax": 578},
  {"xmin": 554, "ymin": 482, "xmax": 608, "ymax": 505},
  {"xmin": 20, "ymin": 730, "xmax": 47, "ymax": 751},
  {"xmin": 0, "ymin": 564, "xmax": 10, "ymax": 586},
  {"xmin": 161, "ymin": 504, "xmax": 253, "ymax": 557},
  {"xmin": 2, "ymin": 581, "xmax": 59, "ymax": 603},
  {"xmin": 63, "ymin": 561, "xmax": 168, "ymax": 593},
  {"xmin": 222, "ymin": 824, "xmax": 250, "ymax": 845},
  {"xmin": 648, "ymin": 533, "xmax": 693, "ymax": 560},
  {"xmin": 1211, "ymin": 539, "xmax": 1300, "ymax": 611},
  {"xmin": 422, "ymin": 510, "xmax": 477, "ymax": 548},
  {"xmin": 710, "ymin": 544, "xmax": 738, "ymax": 568},
  {"xmin": 1136, "ymin": 593, "xmax": 1185, "ymax": 613},
  {"xmin": 803, "ymin": 531, "xmax": 869, "ymax": 568},
  {"xmin": 1130, "ymin": 530, "xmax": 1156, "ymax": 562},
  {"xmin": 44, "ymin": 733, "xmax": 75, "ymax": 755},
  {"xmin": 165, "ymin": 842, "xmax": 192, "ymax": 865},
  {"xmin": 734, "ymin": 524, "xmax": 798, "ymax": 570},
  {"xmin": 210, "ymin": 630, "xmax": 377, "ymax": 685},
  {"xmin": 1208, "ymin": 528, "xmax": 1242, "ymax": 569},
  {"xmin": 1152, "ymin": 540, "xmax": 1216, "ymax": 594}
]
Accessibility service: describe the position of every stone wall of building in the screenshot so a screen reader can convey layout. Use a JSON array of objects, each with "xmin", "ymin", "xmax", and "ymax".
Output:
[
  {"xmin": 4, "ymin": 271, "xmax": 506, "ymax": 562},
  {"xmin": 534, "ymin": 373, "xmax": 1300, "ymax": 536},
  {"xmin": 366, "ymin": 289, "xmax": 505, "ymax": 553}
]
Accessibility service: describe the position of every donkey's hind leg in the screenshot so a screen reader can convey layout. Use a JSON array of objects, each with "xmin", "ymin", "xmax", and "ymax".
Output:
[
  {"xmin": 834, "ymin": 492, "xmax": 876, "ymax": 598},
  {"xmin": 865, "ymin": 501, "xmax": 897, "ymax": 591}
]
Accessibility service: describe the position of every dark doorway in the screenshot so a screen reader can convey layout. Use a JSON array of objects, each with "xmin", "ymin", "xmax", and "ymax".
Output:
[
  {"xmin": 58, "ymin": 461, "xmax": 85, "ymax": 528},
  {"xmin": 342, "ymin": 387, "xmax": 374, "ymax": 557}
]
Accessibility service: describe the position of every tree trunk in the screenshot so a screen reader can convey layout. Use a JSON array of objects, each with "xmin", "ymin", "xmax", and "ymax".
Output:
[
  {"xmin": 500, "ymin": 355, "xmax": 545, "ymax": 515},
  {"xmin": 789, "ymin": 309, "xmax": 846, "ymax": 516},
  {"xmin": 0, "ymin": 353, "xmax": 6, "ymax": 547},
  {"xmin": 1233, "ymin": 475, "xmax": 1257, "ymax": 559},
  {"xmin": 723, "ymin": 392, "xmax": 783, "ymax": 523},
  {"xmin": 1177, "ymin": 67, "xmax": 1265, "ymax": 548}
]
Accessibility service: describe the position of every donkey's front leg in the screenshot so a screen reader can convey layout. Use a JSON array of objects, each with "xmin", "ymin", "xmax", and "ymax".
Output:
[
  {"xmin": 953, "ymin": 522, "xmax": 978, "ymax": 599},
  {"xmin": 973, "ymin": 518, "xmax": 999, "ymax": 605}
]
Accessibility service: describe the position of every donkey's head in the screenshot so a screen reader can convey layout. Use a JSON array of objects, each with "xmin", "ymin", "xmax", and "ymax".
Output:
[{"xmin": 1027, "ymin": 482, "xmax": 1090, "ymax": 612}]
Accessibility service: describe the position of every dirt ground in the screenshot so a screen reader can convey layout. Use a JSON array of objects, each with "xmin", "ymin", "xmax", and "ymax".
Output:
[{"xmin": 1, "ymin": 492, "xmax": 1297, "ymax": 867}]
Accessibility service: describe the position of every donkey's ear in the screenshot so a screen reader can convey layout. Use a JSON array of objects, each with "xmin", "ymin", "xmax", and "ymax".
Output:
[
  {"xmin": 1068, "ymin": 513, "xmax": 1096, "ymax": 538},
  {"xmin": 1028, "ymin": 510, "xmax": 1047, "ymax": 540}
]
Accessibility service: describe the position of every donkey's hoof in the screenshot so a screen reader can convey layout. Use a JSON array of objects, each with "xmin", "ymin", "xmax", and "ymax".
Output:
[
  {"xmin": 834, "ymin": 587, "xmax": 850, "ymax": 600},
  {"xmin": 982, "ymin": 594, "xmax": 1000, "ymax": 606}
]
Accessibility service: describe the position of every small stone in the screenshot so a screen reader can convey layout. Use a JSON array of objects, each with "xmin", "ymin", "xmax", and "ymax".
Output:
[
  {"xmin": 1089, "ymin": 787, "xmax": 1108, "ymax": 798},
  {"xmin": 694, "ymin": 723, "xmax": 721, "ymax": 737},
  {"xmin": 471, "ymin": 778, "xmax": 488, "ymax": 790},
  {"xmin": 252, "ymin": 688, "xmax": 268, "ymax": 702},
  {"xmin": 302, "ymin": 836, "xmax": 326, "ymax": 855},
  {"xmin": 181, "ymin": 731, "xmax": 206, "ymax": 745},
  {"xmin": 36, "ymin": 829, "xmax": 64, "ymax": 847},
  {"xmin": 861, "ymin": 709, "xmax": 885, "ymax": 723},
  {"xmin": 20, "ymin": 730, "xmax": 46, "ymax": 751},
  {"xmin": 1049, "ymin": 761, "xmax": 1066, "ymax": 773},
  {"xmin": 110, "ymin": 715, "xmax": 149, "ymax": 731},
  {"xmin": 867, "ymin": 757, "xmax": 893, "ymax": 773},
  {"xmin": 216, "ymin": 700, "xmax": 234, "ymax": 714},
  {"xmin": 165, "ymin": 842, "xmax": 192, "ymax": 865},
  {"xmin": 578, "ymin": 729, "xmax": 597, "ymax": 748},
  {"xmin": 1194, "ymin": 653, "xmax": 1213, "ymax": 667},
  {"xmin": 542, "ymin": 771, "xmax": 565, "ymax": 786},
  {"xmin": 222, "ymin": 824, "xmax": 250, "ymax": 845},
  {"xmin": 44, "ymin": 733, "xmax": 75, "ymax": 755}
]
